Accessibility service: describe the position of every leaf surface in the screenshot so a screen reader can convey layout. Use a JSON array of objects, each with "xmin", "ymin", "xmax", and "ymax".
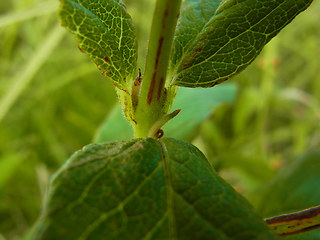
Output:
[
  {"xmin": 30, "ymin": 138, "xmax": 277, "ymax": 239},
  {"xmin": 169, "ymin": 0, "xmax": 313, "ymax": 87},
  {"xmin": 93, "ymin": 104, "xmax": 133, "ymax": 142},
  {"xmin": 163, "ymin": 83, "xmax": 237, "ymax": 139},
  {"xmin": 59, "ymin": 0, "xmax": 137, "ymax": 89}
]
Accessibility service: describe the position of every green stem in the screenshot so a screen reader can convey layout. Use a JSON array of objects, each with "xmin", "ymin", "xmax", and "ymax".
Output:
[{"xmin": 133, "ymin": 0, "xmax": 181, "ymax": 138}]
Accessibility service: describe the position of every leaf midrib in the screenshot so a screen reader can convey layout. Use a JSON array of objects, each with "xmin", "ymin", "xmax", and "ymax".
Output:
[{"xmin": 159, "ymin": 140, "xmax": 178, "ymax": 240}]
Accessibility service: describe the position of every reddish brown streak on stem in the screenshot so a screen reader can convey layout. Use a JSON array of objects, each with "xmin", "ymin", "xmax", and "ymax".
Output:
[
  {"xmin": 147, "ymin": 4, "xmax": 171, "ymax": 105},
  {"xmin": 147, "ymin": 36, "xmax": 164, "ymax": 105},
  {"xmin": 157, "ymin": 78, "xmax": 165, "ymax": 101},
  {"xmin": 134, "ymin": 68, "xmax": 142, "ymax": 86},
  {"xmin": 147, "ymin": 72, "xmax": 156, "ymax": 104},
  {"xmin": 155, "ymin": 37, "xmax": 164, "ymax": 67}
]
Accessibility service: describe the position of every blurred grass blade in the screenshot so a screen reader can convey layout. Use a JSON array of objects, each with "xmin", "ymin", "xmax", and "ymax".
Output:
[
  {"xmin": 0, "ymin": 25, "xmax": 64, "ymax": 122},
  {"xmin": 0, "ymin": 2, "xmax": 58, "ymax": 27},
  {"xmin": 0, "ymin": 154, "xmax": 21, "ymax": 189}
]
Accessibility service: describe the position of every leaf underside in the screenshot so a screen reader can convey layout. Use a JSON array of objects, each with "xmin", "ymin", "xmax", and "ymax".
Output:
[
  {"xmin": 169, "ymin": 0, "xmax": 313, "ymax": 87},
  {"xmin": 59, "ymin": 0, "xmax": 137, "ymax": 89},
  {"xmin": 31, "ymin": 138, "xmax": 277, "ymax": 240}
]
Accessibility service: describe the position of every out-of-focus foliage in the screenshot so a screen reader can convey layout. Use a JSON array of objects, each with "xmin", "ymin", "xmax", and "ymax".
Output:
[
  {"xmin": 0, "ymin": 0, "xmax": 319, "ymax": 239},
  {"xmin": 195, "ymin": 0, "xmax": 320, "ymax": 193},
  {"xmin": 249, "ymin": 151, "xmax": 320, "ymax": 239}
]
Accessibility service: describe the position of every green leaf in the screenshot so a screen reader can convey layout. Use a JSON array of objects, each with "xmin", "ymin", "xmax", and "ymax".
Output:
[
  {"xmin": 93, "ymin": 84, "xmax": 237, "ymax": 142},
  {"xmin": 249, "ymin": 151, "xmax": 320, "ymax": 239},
  {"xmin": 30, "ymin": 138, "xmax": 277, "ymax": 239},
  {"xmin": 164, "ymin": 83, "xmax": 237, "ymax": 139},
  {"xmin": 169, "ymin": 0, "xmax": 222, "ymax": 74},
  {"xmin": 59, "ymin": 0, "xmax": 137, "ymax": 89},
  {"xmin": 93, "ymin": 103, "xmax": 133, "ymax": 142},
  {"xmin": 169, "ymin": 0, "xmax": 313, "ymax": 87}
]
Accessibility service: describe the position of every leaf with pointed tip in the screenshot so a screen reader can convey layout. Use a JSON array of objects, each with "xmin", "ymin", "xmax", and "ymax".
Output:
[
  {"xmin": 30, "ymin": 138, "xmax": 277, "ymax": 240},
  {"xmin": 169, "ymin": 0, "xmax": 313, "ymax": 87},
  {"xmin": 59, "ymin": 0, "xmax": 137, "ymax": 89}
]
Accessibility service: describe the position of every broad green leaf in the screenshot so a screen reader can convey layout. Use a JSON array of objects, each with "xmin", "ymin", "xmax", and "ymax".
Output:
[
  {"xmin": 169, "ymin": 0, "xmax": 223, "ymax": 72},
  {"xmin": 30, "ymin": 138, "xmax": 277, "ymax": 239},
  {"xmin": 93, "ymin": 103, "xmax": 133, "ymax": 142},
  {"xmin": 163, "ymin": 83, "xmax": 237, "ymax": 139},
  {"xmin": 93, "ymin": 84, "xmax": 237, "ymax": 142},
  {"xmin": 59, "ymin": 0, "xmax": 137, "ymax": 89},
  {"xmin": 169, "ymin": 0, "xmax": 313, "ymax": 87},
  {"xmin": 249, "ymin": 151, "xmax": 320, "ymax": 239}
]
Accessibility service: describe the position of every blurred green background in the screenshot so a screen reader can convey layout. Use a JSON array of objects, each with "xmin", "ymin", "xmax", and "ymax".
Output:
[{"xmin": 0, "ymin": 0, "xmax": 319, "ymax": 239}]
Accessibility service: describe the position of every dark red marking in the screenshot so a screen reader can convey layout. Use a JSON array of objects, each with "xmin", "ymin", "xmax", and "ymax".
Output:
[
  {"xmin": 157, "ymin": 78, "xmax": 165, "ymax": 101},
  {"xmin": 78, "ymin": 45, "xmax": 84, "ymax": 53},
  {"xmin": 148, "ymin": 37, "xmax": 164, "ymax": 105},
  {"xmin": 279, "ymin": 224, "xmax": 320, "ymax": 236},
  {"xmin": 147, "ymin": 72, "xmax": 156, "ymax": 105},
  {"xmin": 112, "ymin": 82, "xmax": 130, "ymax": 95},
  {"xmin": 164, "ymin": 8, "xmax": 169, "ymax": 17},
  {"xmin": 164, "ymin": 88, "xmax": 168, "ymax": 97},
  {"xmin": 156, "ymin": 129, "xmax": 164, "ymax": 139},
  {"xmin": 134, "ymin": 68, "xmax": 142, "ymax": 86},
  {"xmin": 195, "ymin": 47, "xmax": 202, "ymax": 53},
  {"xmin": 104, "ymin": 57, "xmax": 110, "ymax": 63},
  {"xmin": 102, "ymin": 69, "xmax": 111, "ymax": 75},
  {"xmin": 155, "ymin": 37, "xmax": 164, "ymax": 67},
  {"xmin": 162, "ymin": 7, "xmax": 169, "ymax": 28},
  {"xmin": 207, "ymin": 77, "xmax": 229, "ymax": 88},
  {"xmin": 266, "ymin": 206, "xmax": 320, "ymax": 236},
  {"xmin": 173, "ymin": 109, "xmax": 181, "ymax": 116},
  {"xmin": 183, "ymin": 62, "xmax": 190, "ymax": 68},
  {"xmin": 208, "ymin": 82, "xmax": 219, "ymax": 88}
]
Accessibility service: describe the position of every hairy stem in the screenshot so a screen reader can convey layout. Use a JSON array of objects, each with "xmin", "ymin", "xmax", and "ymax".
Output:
[
  {"xmin": 133, "ymin": 0, "xmax": 181, "ymax": 138},
  {"xmin": 266, "ymin": 205, "xmax": 320, "ymax": 236}
]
